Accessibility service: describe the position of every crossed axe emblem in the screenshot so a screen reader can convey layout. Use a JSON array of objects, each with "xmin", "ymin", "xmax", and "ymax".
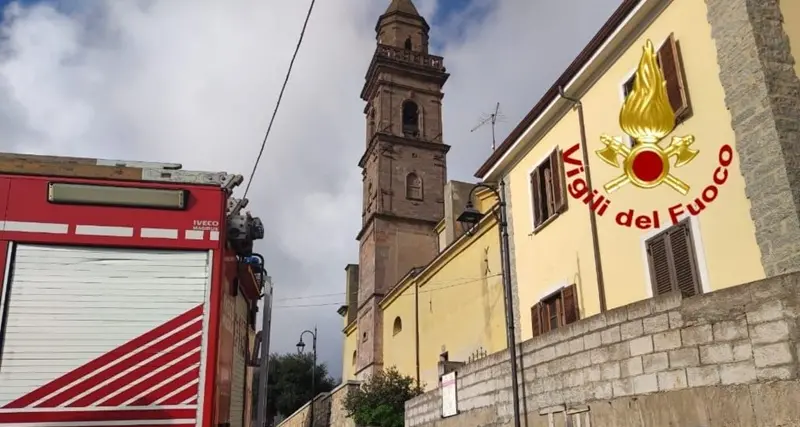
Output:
[{"xmin": 595, "ymin": 134, "xmax": 699, "ymax": 195}]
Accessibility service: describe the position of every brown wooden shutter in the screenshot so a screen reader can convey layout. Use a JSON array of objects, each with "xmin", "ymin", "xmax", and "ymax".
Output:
[
  {"xmin": 530, "ymin": 169, "xmax": 543, "ymax": 228},
  {"xmin": 646, "ymin": 233, "xmax": 675, "ymax": 296},
  {"xmin": 531, "ymin": 303, "xmax": 542, "ymax": 337},
  {"xmin": 544, "ymin": 169, "xmax": 554, "ymax": 218},
  {"xmin": 550, "ymin": 148, "xmax": 567, "ymax": 214},
  {"xmin": 658, "ymin": 34, "xmax": 690, "ymax": 121},
  {"xmin": 561, "ymin": 284, "xmax": 579, "ymax": 325},
  {"xmin": 667, "ymin": 221, "xmax": 701, "ymax": 297}
]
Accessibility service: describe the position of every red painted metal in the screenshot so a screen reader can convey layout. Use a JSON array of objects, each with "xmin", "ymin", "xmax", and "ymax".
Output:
[
  {"xmin": 0, "ymin": 167, "xmax": 262, "ymax": 427},
  {"xmin": 0, "ymin": 174, "xmax": 223, "ymax": 250},
  {"xmin": 4, "ymin": 305, "xmax": 204, "ymax": 409}
]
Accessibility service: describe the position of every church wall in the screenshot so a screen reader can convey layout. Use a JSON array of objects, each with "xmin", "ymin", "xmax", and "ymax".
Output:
[
  {"xmin": 375, "ymin": 218, "xmax": 439, "ymax": 299},
  {"xmin": 356, "ymin": 299, "xmax": 382, "ymax": 375},
  {"xmin": 357, "ymin": 223, "xmax": 377, "ymax": 304},
  {"xmin": 380, "ymin": 209, "xmax": 506, "ymax": 391},
  {"xmin": 378, "ymin": 143, "xmax": 445, "ymax": 224},
  {"xmin": 341, "ymin": 323, "xmax": 357, "ymax": 382}
]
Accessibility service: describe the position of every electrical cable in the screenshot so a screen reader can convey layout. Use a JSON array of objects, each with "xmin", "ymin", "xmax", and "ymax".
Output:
[
  {"xmin": 272, "ymin": 274, "xmax": 503, "ymax": 309},
  {"xmin": 272, "ymin": 274, "xmax": 501, "ymax": 302},
  {"xmin": 240, "ymin": 0, "xmax": 317, "ymax": 202}
]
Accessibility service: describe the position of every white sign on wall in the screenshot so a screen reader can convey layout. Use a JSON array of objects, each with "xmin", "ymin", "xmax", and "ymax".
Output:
[{"xmin": 441, "ymin": 371, "xmax": 458, "ymax": 418}]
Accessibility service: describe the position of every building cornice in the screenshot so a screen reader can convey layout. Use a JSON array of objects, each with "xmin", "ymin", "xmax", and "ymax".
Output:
[
  {"xmin": 355, "ymin": 212, "xmax": 440, "ymax": 242},
  {"xmin": 474, "ymin": 0, "xmax": 661, "ymax": 179},
  {"xmin": 360, "ymin": 45, "xmax": 448, "ymax": 101},
  {"xmin": 358, "ymin": 132, "xmax": 450, "ymax": 169}
]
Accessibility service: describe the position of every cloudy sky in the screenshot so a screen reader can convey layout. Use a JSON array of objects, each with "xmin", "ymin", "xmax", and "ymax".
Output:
[{"xmin": 0, "ymin": 0, "xmax": 621, "ymax": 379}]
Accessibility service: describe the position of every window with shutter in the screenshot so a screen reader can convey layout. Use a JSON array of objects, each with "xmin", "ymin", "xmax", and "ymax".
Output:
[
  {"xmin": 531, "ymin": 303, "xmax": 542, "ymax": 338},
  {"xmin": 646, "ymin": 219, "xmax": 701, "ymax": 297},
  {"xmin": 530, "ymin": 169, "xmax": 543, "ymax": 228},
  {"xmin": 550, "ymin": 148, "xmax": 567, "ymax": 214},
  {"xmin": 668, "ymin": 222, "xmax": 701, "ymax": 297},
  {"xmin": 657, "ymin": 34, "xmax": 691, "ymax": 123},
  {"xmin": 532, "ymin": 284, "xmax": 579, "ymax": 337},
  {"xmin": 561, "ymin": 284, "xmax": 580, "ymax": 325},
  {"xmin": 529, "ymin": 147, "xmax": 568, "ymax": 231}
]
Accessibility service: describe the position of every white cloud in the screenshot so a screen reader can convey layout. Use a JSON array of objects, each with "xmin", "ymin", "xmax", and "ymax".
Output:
[{"xmin": 0, "ymin": 0, "xmax": 621, "ymax": 378}]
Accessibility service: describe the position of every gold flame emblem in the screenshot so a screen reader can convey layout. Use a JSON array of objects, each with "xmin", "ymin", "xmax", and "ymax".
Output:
[{"xmin": 596, "ymin": 40, "xmax": 697, "ymax": 195}]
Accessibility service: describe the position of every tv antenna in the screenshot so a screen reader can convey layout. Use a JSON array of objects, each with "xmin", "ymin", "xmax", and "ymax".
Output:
[{"xmin": 470, "ymin": 102, "xmax": 505, "ymax": 151}]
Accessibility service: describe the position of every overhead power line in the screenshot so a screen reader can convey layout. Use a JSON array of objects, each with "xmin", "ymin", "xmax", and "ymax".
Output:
[
  {"xmin": 272, "ymin": 274, "xmax": 502, "ymax": 309},
  {"xmin": 241, "ymin": 0, "xmax": 317, "ymax": 201},
  {"xmin": 272, "ymin": 273, "xmax": 501, "ymax": 302}
]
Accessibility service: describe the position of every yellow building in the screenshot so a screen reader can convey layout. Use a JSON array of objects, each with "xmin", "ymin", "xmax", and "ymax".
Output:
[
  {"xmin": 340, "ymin": 183, "xmax": 507, "ymax": 390},
  {"xmin": 474, "ymin": 0, "xmax": 800, "ymax": 342}
]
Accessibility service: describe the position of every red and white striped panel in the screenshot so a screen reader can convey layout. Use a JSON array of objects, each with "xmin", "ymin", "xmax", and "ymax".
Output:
[
  {"xmin": 0, "ymin": 305, "xmax": 204, "ymax": 427},
  {"xmin": 0, "ymin": 220, "xmax": 220, "ymax": 241},
  {"xmin": 0, "ymin": 245, "xmax": 212, "ymax": 427}
]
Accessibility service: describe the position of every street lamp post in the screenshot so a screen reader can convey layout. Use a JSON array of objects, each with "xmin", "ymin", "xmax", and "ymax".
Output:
[
  {"xmin": 296, "ymin": 327, "xmax": 318, "ymax": 427},
  {"xmin": 457, "ymin": 181, "xmax": 521, "ymax": 427}
]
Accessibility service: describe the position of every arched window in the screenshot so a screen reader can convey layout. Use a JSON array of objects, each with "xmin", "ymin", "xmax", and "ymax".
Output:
[
  {"xmin": 393, "ymin": 317, "xmax": 403, "ymax": 335},
  {"xmin": 351, "ymin": 350, "xmax": 357, "ymax": 366},
  {"xmin": 402, "ymin": 101, "xmax": 420, "ymax": 137},
  {"xmin": 404, "ymin": 37, "xmax": 412, "ymax": 50},
  {"xmin": 406, "ymin": 173, "xmax": 423, "ymax": 200},
  {"xmin": 362, "ymin": 332, "xmax": 367, "ymax": 342}
]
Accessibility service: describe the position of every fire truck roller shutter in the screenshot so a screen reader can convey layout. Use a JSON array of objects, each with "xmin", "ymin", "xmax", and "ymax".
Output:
[
  {"xmin": 228, "ymin": 292, "xmax": 249, "ymax": 427},
  {"xmin": 0, "ymin": 244, "xmax": 212, "ymax": 427}
]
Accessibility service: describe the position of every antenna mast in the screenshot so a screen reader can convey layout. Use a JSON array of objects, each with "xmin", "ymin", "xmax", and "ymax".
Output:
[{"xmin": 470, "ymin": 102, "xmax": 505, "ymax": 151}]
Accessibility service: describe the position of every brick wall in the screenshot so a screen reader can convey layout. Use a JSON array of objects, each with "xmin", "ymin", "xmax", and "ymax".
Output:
[{"xmin": 405, "ymin": 271, "xmax": 800, "ymax": 426}]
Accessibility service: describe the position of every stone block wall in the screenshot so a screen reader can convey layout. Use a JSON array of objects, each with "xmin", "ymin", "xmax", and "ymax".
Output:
[
  {"xmin": 329, "ymin": 381, "xmax": 360, "ymax": 427},
  {"xmin": 275, "ymin": 392, "xmax": 332, "ymax": 427},
  {"xmin": 405, "ymin": 271, "xmax": 800, "ymax": 426}
]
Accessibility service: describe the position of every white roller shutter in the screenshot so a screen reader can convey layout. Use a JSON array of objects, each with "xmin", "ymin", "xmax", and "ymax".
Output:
[
  {"xmin": 0, "ymin": 244, "xmax": 210, "ymax": 412},
  {"xmin": 229, "ymin": 292, "xmax": 249, "ymax": 427}
]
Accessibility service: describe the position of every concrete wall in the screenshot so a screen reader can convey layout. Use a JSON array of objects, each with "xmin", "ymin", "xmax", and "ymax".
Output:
[{"xmin": 405, "ymin": 271, "xmax": 800, "ymax": 426}]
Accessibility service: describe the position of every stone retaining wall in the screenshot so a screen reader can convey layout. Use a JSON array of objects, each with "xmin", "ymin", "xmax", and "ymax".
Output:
[
  {"xmin": 275, "ymin": 381, "xmax": 359, "ymax": 427},
  {"xmin": 405, "ymin": 271, "xmax": 800, "ymax": 426}
]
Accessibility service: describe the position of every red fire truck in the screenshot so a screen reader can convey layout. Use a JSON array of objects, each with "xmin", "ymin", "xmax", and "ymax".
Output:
[{"xmin": 0, "ymin": 153, "xmax": 265, "ymax": 427}]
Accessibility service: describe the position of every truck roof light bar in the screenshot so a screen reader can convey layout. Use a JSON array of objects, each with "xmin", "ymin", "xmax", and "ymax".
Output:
[{"xmin": 47, "ymin": 182, "xmax": 188, "ymax": 210}]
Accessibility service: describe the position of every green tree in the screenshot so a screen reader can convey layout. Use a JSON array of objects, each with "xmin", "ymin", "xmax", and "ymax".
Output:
[
  {"xmin": 252, "ymin": 352, "xmax": 336, "ymax": 425},
  {"xmin": 342, "ymin": 367, "xmax": 424, "ymax": 427}
]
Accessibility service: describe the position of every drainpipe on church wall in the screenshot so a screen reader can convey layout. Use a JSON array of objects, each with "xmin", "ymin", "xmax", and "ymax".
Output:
[{"xmin": 415, "ymin": 279, "xmax": 421, "ymax": 387}]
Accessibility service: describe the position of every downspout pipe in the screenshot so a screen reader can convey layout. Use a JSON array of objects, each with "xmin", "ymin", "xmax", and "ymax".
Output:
[
  {"xmin": 414, "ymin": 279, "xmax": 420, "ymax": 388},
  {"xmin": 558, "ymin": 87, "xmax": 608, "ymax": 313}
]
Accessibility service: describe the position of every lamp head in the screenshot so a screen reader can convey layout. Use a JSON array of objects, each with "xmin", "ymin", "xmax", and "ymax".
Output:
[{"xmin": 457, "ymin": 201, "xmax": 484, "ymax": 229}]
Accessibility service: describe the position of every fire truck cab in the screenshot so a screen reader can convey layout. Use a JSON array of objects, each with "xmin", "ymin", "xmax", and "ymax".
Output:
[{"xmin": 0, "ymin": 153, "xmax": 264, "ymax": 427}]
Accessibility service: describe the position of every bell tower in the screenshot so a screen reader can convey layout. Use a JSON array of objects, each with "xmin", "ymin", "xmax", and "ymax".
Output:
[{"xmin": 355, "ymin": 0, "xmax": 450, "ymax": 377}]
